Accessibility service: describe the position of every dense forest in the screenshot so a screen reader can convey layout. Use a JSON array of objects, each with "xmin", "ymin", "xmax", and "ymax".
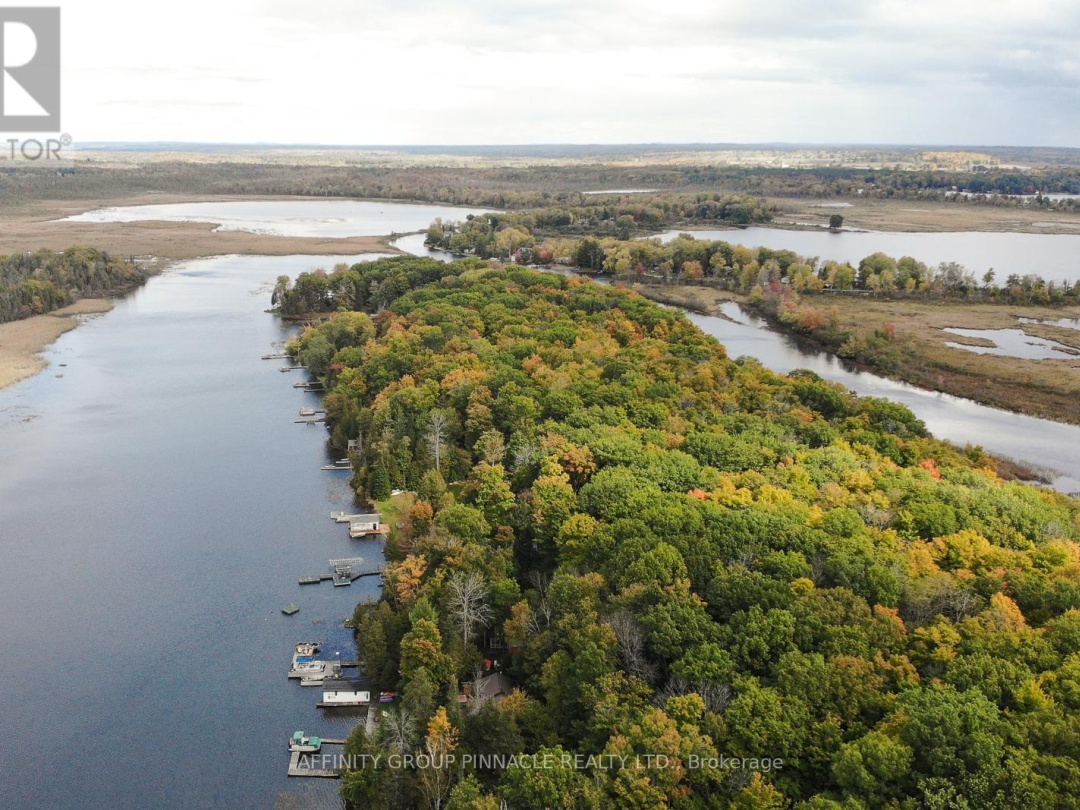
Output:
[
  {"xmin": 6, "ymin": 160, "xmax": 1080, "ymax": 211},
  {"xmin": 0, "ymin": 248, "xmax": 145, "ymax": 323},
  {"xmin": 423, "ymin": 196, "xmax": 773, "ymax": 258},
  {"xmin": 281, "ymin": 256, "xmax": 1080, "ymax": 809}
]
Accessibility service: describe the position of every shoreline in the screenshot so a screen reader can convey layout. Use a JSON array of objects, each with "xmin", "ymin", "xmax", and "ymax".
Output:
[
  {"xmin": 0, "ymin": 194, "xmax": 410, "ymax": 391},
  {"xmin": 0, "ymin": 299, "xmax": 115, "ymax": 390},
  {"xmin": 625, "ymin": 281, "xmax": 1080, "ymax": 429}
]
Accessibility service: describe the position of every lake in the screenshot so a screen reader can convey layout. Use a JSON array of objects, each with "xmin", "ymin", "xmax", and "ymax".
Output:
[
  {"xmin": 648, "ymin": 227, "xmax": 1080, "ymax": 285},
  {"xmin": 0, "ymin": 254, "xmax": 385, "ymax": 809},
  {"xmin": 61, "ymin": 199, "xmax": 494, "ymax": 239}
]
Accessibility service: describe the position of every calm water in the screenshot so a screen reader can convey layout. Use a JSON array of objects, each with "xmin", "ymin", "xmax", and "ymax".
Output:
[
  {"xmin": 649, "ymin": 227, "xmax": 1080, "ymax": 285},
  {"xmin": 943, "ymin": 328, "xmax": 1080, "ymax": 360},
  {"xmin": 62, "ymin": 199, "xmax": 494, "ymax": 239},
  {"xmin": 0, "ymin": 255, "xmax": 385, "ymax": 809}
]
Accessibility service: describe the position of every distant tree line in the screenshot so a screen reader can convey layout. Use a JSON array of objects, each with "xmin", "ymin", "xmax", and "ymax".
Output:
[
  {"xmin": 0, "ymin": 247, "xmax": 145, "ymax": 323},
  {"xmin": 546, "ymin": 234, "xmax": 1079, "ymax": 306},
  {"xmin": 7, "ymin": 160, "xmax": 1080, "ymax": 211},
  {"xmin": 423, "ymin": 195, "xmax": 772, "ymax": 258}
]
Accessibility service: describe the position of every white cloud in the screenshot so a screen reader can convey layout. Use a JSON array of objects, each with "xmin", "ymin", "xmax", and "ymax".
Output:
[{"xmin": 35, "ymin": 0, "xmax": 1080, "ymax": 144}]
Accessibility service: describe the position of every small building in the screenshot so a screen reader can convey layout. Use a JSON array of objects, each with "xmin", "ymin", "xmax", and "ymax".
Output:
[
  {"xmin": 348, "ymin": 514, "xmax": 387, "ymax": 538},
  {"xmin": 319, "ymin": 690, "xmax": 370, "ymax": 707},
  {"xmin": 460, "ymin": 672, "xmax": 517, "ymax": 708}
]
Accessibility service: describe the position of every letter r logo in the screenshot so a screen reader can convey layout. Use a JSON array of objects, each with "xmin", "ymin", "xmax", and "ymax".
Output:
[{"xmin": 0, "ymin": 7, "xmax": 59, "ymax": 131}]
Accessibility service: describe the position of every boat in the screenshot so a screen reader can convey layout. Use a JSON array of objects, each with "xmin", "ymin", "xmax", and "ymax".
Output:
[
  {"xmin": 299, "ymin": 407, "xmax": 316, "ymax": 417},
  {"xmin": 282, "ymin": 603, "xmax": 299, "ymax": 615},
  {"xmin": 295, "ymin": 641, "xmax": 321, "ymax": 657},
  {"xmin": 289, "ymin": 731, "xmax": 322, "ymax": 753}
]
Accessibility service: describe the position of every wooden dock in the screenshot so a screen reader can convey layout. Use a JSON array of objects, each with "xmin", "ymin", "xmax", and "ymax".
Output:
[
  {"xmin": 295, "ymin": 417, "xmax": 327, "ymax": 424},
  {"xmin": 295, "ymin": 565, "xmax": 384, "ymax": 587},
  {"xmin": 287, "ymin": 746, "xmax": 346, "ymax": 778}
]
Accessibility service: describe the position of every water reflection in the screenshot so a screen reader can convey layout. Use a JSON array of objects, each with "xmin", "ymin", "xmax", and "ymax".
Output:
[
  {"xmin": 943, "ymin": 327, "xmax": 1080, "ymax": 359},
  {"xmin": 649, "ymin": 227, "xmax": 1080, "ymax": 285}
]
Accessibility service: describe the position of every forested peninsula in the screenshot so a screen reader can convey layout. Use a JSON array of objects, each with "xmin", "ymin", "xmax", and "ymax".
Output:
[
  {"xmin": 278, "ymin": 256, "xmax": 1080, "ymax": 809},
  {"xmin": 0, "ymin": 248, "xmax": 145, "ymax": 324}
]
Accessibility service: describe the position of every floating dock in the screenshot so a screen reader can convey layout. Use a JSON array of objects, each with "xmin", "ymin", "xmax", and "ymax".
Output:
[
  {"xmin": 287, "ymin": 738, "xmax": 347, "ymax": 778},
  {"xmin": 297, "ymin": 567, "xmax": 382, "ymax": 586},
  {"xmin": 330, "ymin": 511, "xmax": 367, "ymax": 522}
]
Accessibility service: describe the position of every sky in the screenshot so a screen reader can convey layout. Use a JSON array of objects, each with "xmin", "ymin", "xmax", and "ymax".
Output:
[{"xmin": 16, "ymin": 0, "xmax": 1080, "ymax": 145}]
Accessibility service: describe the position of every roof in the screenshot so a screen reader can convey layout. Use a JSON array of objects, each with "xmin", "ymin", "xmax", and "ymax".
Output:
[
  {"xmin": 478, "ymin": 672, "xmax": 515, "ymax": 700},
  {"xmin": 349, "ymin": 513, "xmax": 382, "ymax": 524}
]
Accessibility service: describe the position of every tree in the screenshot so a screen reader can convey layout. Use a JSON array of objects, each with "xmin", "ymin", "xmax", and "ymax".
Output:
[
  {"xmin": 427, "ymin": 410, "xmax": 452, "ymax": 473},
  {"xmin": 417, "ymin": 707, "xmax": 459, "ymax": 809},
  {"xmin": 271, "ymin": 274, "xmax": 291, "ymax": 307},
  {"xmin": 446, "ymin": 570, "xmax": 494, "ymax": 647},
  {"xmin": 446, "ymin": 775, "xmax": 500, "ymax": 810},
  {"xmin": 829, "ymin": 214, "xmax": 844, "ymax": 230},
  {"xmin": 499, "ymin": 746, "xmax": 594, "ymax": 808}
]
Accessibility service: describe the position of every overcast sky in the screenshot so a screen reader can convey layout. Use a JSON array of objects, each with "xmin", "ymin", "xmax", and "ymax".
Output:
[{"xmin": 34, "ymin": 0, "xmax": 1080, "ymax": 145}]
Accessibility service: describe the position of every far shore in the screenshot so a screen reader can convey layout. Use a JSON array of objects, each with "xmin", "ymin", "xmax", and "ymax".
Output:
[{"xmin": 0, "ymin": 194, "xmax": 403, "ymax": 261}]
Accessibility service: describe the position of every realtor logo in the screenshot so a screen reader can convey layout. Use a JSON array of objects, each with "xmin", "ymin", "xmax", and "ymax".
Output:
[{"xmin": 0, "ymin": 7, "xmax": 60, "ymax": 131}]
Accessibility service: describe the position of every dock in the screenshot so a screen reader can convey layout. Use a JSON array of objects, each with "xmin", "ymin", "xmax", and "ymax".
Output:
[
  {"xmin": 297, "ymin": 566, "xmax": 382, "ymax": 586},
  {"xmin": 295, "ymin": 417, "xmax": 327, "ymax": 424},
  {"xmin": 262, "ymin": 353, "xmax": 290, "ymax": 360},
  {"xmin": 365, "ymin": 701, "xmax": 379, "ymax": 736},
  {"xmin": 287, "ymin": 739, "xmax": 347, "ymax": 778},
  {"xmin": 330, "ymin": 512, "xmax": 368, "ymax": 523}
]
